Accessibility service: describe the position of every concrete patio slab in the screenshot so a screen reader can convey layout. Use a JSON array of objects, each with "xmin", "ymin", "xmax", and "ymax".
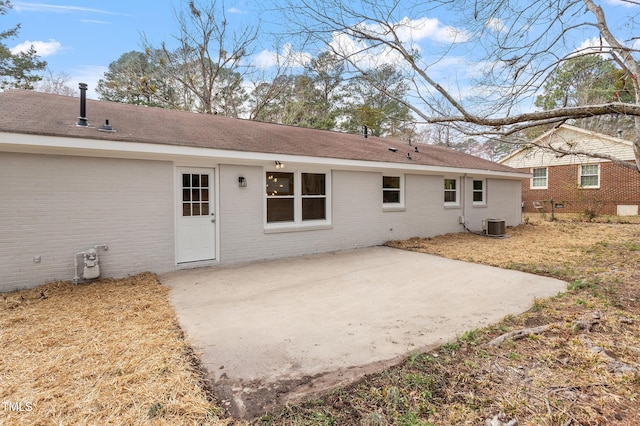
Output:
[{"xmin": 161, "ymin": 246, "xmax": 566, "ymax": 419}]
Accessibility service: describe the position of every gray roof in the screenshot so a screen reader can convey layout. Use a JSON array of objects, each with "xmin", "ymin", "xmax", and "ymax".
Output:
[{"xmin": 0, "ymin": 89, "xmax": 524, "ymax": 174}]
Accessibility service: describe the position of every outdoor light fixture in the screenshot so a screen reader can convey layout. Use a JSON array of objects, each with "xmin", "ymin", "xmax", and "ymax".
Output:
[
  {"xmin": 238, "ymin": 176, "xmax": 247, "ymax": 187},
  {"xmin": 274, "ymin": 161, "xmax": 284, "ymax": 169}
]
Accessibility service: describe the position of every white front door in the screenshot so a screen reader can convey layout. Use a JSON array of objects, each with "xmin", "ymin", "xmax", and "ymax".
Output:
[{"xmin": 176, "ymin": 167, "xmax": 216, "ymax": 263}]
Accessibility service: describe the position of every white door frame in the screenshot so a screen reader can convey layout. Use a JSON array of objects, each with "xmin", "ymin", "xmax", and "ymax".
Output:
[{"xmin": 175, "ymin": 166, "xmax": 219, "ymax": 264}]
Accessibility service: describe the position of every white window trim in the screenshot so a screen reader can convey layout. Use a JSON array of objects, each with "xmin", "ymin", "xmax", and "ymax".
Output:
[
  {"xmin": 444, "ymin": 177, "xmax": 460, "ymax": 207},
  {"xmin": 578, "ymin": 163, "xmax": 600, "ymax": 189},
  {"xmin": 382, "ymin": 174, "xmax": 405, "ymax": 211},
  {"xmin": 472, "ymin": 178, "xmax": 487, "ymax": 206},
  {"xmin": 264, "ymin": 168, "xmax": 332, "ymax": 233},
  {"xmin": 531, "ymin": 167, "xmax": 548, "ymax": 190}
]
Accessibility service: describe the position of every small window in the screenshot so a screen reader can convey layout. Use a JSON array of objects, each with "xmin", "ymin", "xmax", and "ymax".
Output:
[
  {"xmin": 301, "ymin": 173, "xmax": 326, "ymax": 221},
  {"xmin": 444, "ymin": 178, "xmax": 458, "ymax": 205},
  {"xmin": 473, "ymin": 179, "xmax": 486, "ymax": 205},
  {"xmin": 531, "ymin": 168, "xmax": 548, "ymax": 189},
  {"xmin": 266, "ymin": 172, "xmax": 295, "ymax": 223},
  {"xmin": 383, "ymin": 176, "xmax": 402, "ymax": 204},
  {"xmin": 579, "ymin": 164, "xmax": 600, "ymax": 188}
]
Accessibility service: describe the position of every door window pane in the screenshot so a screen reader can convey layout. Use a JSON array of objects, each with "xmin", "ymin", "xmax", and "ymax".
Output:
[{"xmin": 182, "ymin": 173, "xmax": 211, "ymax": 217}]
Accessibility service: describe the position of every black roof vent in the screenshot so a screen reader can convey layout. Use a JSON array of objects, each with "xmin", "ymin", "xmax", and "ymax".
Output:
[
  {"xmin": 77, "ymin": 83, "xmax": 88, "ymax": 127},
  {"xmin": 388, "ymin": 147, "xmax": 398, "ymax": 152},
  {"xmin": 98, "ymin": 119, "xmax": 116, "ymax": 133}
]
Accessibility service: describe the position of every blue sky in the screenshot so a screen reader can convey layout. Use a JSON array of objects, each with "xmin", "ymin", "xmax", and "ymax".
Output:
[
  {"xmin": 5, "ymin": 0, "xmax": 639, "ymax": 101},
  {"xmin": 6, "ymin": 1, "xmax": 263, "ymax": 97}
]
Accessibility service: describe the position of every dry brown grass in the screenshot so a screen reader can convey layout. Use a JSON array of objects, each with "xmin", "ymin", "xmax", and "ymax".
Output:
[
  {"xmin": 2, "ymin": 216, "xmax": 639, "ymax": 425},
  {"xmin": 260, "ymin": 216, "xmax": 640, "ymax": 425},
  {"xmin": 0, "ymin": 273, "xmax": 229, "ymax": 425}
]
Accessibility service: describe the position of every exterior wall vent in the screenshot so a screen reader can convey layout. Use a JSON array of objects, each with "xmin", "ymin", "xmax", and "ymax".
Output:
[{"xmin": 484, "ymin": 218, "xmax": 506, "ymax": 237}]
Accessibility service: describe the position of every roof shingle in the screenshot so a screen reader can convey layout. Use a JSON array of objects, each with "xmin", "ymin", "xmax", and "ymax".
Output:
[{"xmin": 0, "ymin": 89, "xmax": 524, "ymax": 174}]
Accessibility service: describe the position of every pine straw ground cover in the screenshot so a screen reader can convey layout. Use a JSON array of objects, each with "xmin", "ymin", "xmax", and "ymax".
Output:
[
  {"xmin": 258, "ymin": 216, "xmax": 640, "ymax": 425},
  {"xmin": 2, "ymin": 216, "xmax": 639, "ymax": 425},
  {"xmin": 0, "ymin": 272, "xmax": 229, "ymax": 425}
]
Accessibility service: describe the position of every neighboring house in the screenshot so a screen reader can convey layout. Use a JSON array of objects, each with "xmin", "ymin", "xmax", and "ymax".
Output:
[
  {"xmin": 499, "ymin": 124, "xmax": 640, "ymax": 217},
  {"xmin": 0, "ymin": 89, "xmax": 527, "ymax": 292}
]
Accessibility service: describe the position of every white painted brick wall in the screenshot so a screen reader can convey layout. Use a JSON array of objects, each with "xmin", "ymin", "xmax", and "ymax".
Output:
[
  {"xmin": 0, "ymin": 152, "xmax": 175, "ymax": 292},
  {"xmin": 217, "ymin": 166, "xmax": 501, "ymax": 265},
  {"xmin": 465, "ymin": 177, "xmax": 522, "ymax": 231},
  {"xmin": 1, "ymin": 156, "xmax": 523, "ymax": 291}
]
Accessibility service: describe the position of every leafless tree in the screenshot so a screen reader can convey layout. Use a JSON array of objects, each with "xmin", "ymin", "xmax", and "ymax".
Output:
[
  {"xmin": 281, "ymin": 0, "xmax": 640, "ymax": 171},
  {"xmin": 157, "ymin": 0, "xmax": 258, "ymax": 115},
  {"xmin": 35, "ymin": 69, "xmax": 77, "ymax": 96}
]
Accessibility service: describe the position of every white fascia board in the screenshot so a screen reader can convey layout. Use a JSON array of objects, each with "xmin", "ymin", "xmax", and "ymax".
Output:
[{"xmin": 0, "ymin": 132, "xmax": 528, "ymax": 179}]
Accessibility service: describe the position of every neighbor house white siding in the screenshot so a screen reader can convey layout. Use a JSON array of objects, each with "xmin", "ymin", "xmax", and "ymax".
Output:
[
  {"xmin": 0, "ymin": 152, "xmax": 175, "ymax": 292},
  {"xmin": 501, "ymin": 126, "xmax": 635, "ymax": 169}
]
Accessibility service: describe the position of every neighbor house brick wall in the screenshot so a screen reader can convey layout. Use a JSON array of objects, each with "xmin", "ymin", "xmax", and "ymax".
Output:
[
  {"xmin": 519, "ymin": 162, "xmax": 640, "ymax": 215},
  {"xmin": 0, "ymin": 152, "xmax": 175, "ymax": 292}
]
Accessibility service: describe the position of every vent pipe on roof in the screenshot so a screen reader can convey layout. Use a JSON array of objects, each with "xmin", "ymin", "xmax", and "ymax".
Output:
[
  {"xmin": 616, "ymin": 129, "xmax": 623, "ymax": 138},
  {"xmin": 77, "ymin": 83, "xmax": 88, "ymax": 127},
  {"xmin": 362, "ymin": 125, "xmax": 368, "ymax": 138}
]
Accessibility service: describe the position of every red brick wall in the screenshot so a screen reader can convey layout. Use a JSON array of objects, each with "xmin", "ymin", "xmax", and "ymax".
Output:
[{"xmin": 519, "ymin": 162, "xmax": 640, "ymax": 215}]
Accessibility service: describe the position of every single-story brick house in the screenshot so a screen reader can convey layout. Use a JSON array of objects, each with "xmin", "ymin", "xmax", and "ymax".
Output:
[
  {"xmin": 0, "ymin": 88, "xmax": 527, "ymax": 292},
  {"xmin": 499, "ymin": 124, "xmax": 640, "ymax": 216}
]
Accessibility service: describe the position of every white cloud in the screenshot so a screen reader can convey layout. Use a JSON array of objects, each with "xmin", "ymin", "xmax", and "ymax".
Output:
[
  {"xmin": 486, "ymin": 17, "xmax": 506, "ymax": 33},
  {"xmin": 227, "ymin": 7, "xmax": 245, "ymax": 14},
  {"xmin": 70, "ymin": 65, "xmax": 108, "ymax": 99},
  {"xmin": 394, "ymin": 17, "xmax": 470, "ymax": 44},
  {"xmin": 252, "ymin": 44, "xmax": 312, "ymax": 69},
  {"xmin": 11, "ymin": 39, "xmax": 62, "ymax": 56},
  {"xmin": 80, "ymin": 19, "xmax": 111, "ymax": 25},
  {"xmin": 573, "ymin": 37, "xmax": 615, "ymax": 58},
  {"xmin": 605, "ymin": 0, "xmax": 639, "ymax": 7},
  {"xmin": 351, "ymin": 16, "xmax": 470, "ymax": 47},
  {"xmin": 13, "ymin": 2, "xmax": 115, "ymax": 14}
]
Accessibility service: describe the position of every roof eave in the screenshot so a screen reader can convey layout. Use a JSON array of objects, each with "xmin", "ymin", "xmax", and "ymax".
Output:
[{"xmin": 1, "ymin": 132, "xmax": 528, "ymax": 179}]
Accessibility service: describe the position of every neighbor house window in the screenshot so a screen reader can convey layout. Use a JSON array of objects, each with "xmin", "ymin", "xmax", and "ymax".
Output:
[
  {"xmin": 383, "ymin": 175, "xmax": 402, "ymax": 205},
  {"xmin": 266, "ymin": 171, "xmax": 328, "ymax": 224},
  {"xmin": 473, "ymin": 179, "xmax": 486, "ymax": 205},
  {"xmin": 531, "ymin": 168, "xmax": 548, "ymax": 189},
  {"xmin": 444, "ymin": 178, "xmax": 459, "ymax": 206},
  {"xmin": 579, "ymin": 164, "xmax": 600, "ymax": 188}
]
